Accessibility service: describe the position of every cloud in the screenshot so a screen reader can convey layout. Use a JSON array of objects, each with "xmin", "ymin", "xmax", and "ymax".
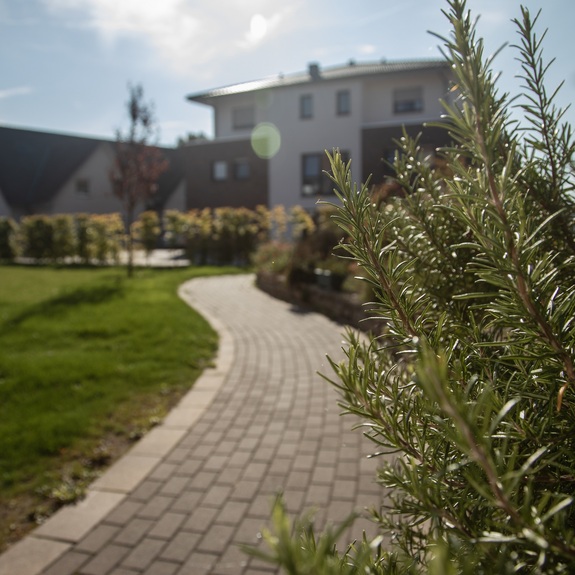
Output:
[
  {"xmin": 0, "ymin": 86, "xmax": 33, "ymax": 100},
  {"xmin": 41, "ymin": 0, "xmax": 292, "ymax": 77},
  {"xmin": 245, "ymin": 14, "xmax": 268, "ymax": 45},
  {"xmin": 242, "ymin": 12, "xmax": 283, "ymax": 48},
  {"xmin": 358, "ymin": 44, "xmax": 377, "ymax": 55}
]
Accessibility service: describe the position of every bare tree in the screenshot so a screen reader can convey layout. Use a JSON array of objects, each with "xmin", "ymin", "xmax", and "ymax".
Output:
[{"xmin": 110, "ymin": 84, "xmax": 168, "ymax": 277}]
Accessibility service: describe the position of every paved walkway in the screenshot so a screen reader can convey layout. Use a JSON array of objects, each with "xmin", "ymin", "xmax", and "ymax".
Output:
[{"xmin": 0, "ymin": 274, "xmax": 383, "ymax": 575}]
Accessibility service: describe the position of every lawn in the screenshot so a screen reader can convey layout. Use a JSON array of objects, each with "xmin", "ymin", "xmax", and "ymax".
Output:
[{"xmin": 0, "ymin": 264, "xmax": 240, "ymax": 550}]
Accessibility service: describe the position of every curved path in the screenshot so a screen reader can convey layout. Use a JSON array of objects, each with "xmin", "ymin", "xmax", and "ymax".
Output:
[{"xmin": 0, "ymin": 275, "xmax": 383, "ymax": 575}]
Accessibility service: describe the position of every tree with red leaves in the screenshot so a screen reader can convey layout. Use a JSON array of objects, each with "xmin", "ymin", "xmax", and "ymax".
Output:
[{"xmin": 110, "ymin": 84, "xmax": 168, "ymax": 277}]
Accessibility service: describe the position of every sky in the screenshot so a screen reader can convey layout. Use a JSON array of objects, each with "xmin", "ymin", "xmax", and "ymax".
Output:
[{"xmin": 1, "ymin": 0, "xmax": 574, "ymax": 147}]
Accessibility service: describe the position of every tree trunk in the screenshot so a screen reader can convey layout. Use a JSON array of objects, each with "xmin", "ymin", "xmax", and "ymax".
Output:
[{"xmin": 126, "ymin": 207, "xmax": 134, "ymax": 278}]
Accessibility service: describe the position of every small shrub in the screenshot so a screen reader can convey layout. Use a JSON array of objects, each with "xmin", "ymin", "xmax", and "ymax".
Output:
[
  {"xmin": 133, "ymin": 210, "xmax": 161, "ymax": 257},
  {"xmin": 20, "ymin": 216, "xmax": 54, "ymax": 261},
  {"xmin": 184, "ymin": 208, "xmax": 213, "ymax": 264},
  {"xmin": 51, "ymin": 215, "xmax": 76, "ymax": 262},
  {"xmin": 91, "ymin": 214, "xmax": 123, "ymax": 264},
  {"xmin": 0, "ymin": 217, "xmax": 18, "ymax": 261},
  {"xmin": 251, "ymin": 241, "xmax": 293, "ymax": 275},
  {"xmin": 289, "ymin": 205, "xmax": 316, "ymax": 240},
  {"xmin": 163, "ymin": 209, "xmax": 188, "ymax": 248},
  {"xmin": 287, "ymin": 205, "xmax": 350, "ymax": 292},
  {"xmin": 267, "ymin": 205, "xmax": 289, "ymax": 241},
  {"xmin": 75, "ymin": 214, "xmax": 96, "ymax": 264}
]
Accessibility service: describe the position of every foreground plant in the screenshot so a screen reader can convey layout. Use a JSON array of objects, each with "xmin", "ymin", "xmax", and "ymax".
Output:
[{"xmin": 250, "ymin": 1, "xmax": 575, "ymax": 573}]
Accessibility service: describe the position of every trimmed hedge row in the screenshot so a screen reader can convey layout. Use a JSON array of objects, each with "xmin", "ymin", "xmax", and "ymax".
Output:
[
  {"xmin": 0, "ymin": 205, "xmax": 318, "ymax": 266},
  {"xmin": 0, "ymin": 213, "xmax": 124, "ymax": 264}
]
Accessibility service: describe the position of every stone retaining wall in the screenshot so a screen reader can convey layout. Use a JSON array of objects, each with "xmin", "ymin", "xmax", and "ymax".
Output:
[{"xmin": 255, "ymin": 272, "xmax": 381, "ymax": 334}]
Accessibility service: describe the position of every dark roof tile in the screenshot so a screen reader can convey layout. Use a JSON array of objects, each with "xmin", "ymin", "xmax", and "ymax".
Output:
[
  {"xmin": 0, "ymin": 126, "xmax": 184, "ymax": 211},
  {"xmin": 0, "ymin": 126, "xmax": 103, "ymax": 208}
]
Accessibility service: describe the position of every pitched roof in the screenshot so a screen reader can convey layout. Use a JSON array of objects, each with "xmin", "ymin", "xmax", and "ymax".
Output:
[
  {"xmin": 187, "ymin": 59, "xmax": 450, "ymax": 103},
  {"xmin": 147, "ymin": 146, "xmax": 187, "ymax": 210},
  {"xmin": 0, "ymin": 126, "xmax": 184, "ymax": 211},
  {"xmin": 0, "ymin": 126, "xmax": 104, "ymax": 209}
]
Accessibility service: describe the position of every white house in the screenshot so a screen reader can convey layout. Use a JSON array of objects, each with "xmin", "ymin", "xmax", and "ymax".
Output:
[{"xmin": 187, "ymin": 59, "xmax": 455, "ymax": 211}]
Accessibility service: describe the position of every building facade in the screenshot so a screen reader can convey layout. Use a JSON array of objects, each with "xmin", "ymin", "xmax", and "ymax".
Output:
[
  {"xmin": 187, "ymin": 59, "xmax": 455, "ymax": 211},
  {"xmin": 182, "ymin": 137, "xmax": 268, "ymax": 211},
  {"xmin": 0, "ymin": 59, "xmax": 454, "ymax": 219}
]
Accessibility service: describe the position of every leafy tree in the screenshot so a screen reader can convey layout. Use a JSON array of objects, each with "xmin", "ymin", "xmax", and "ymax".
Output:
[
  {"xmin": 249, "ymin": 1, "xmax": 575, "ymax": 573},
  {"xmin": 110, "ymin": 84, "xmax": 168, "ymax": 277}
]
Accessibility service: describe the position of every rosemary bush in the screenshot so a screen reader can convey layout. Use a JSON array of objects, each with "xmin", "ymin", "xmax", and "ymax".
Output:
[{"xmin": 251, "ymin": 2, "xmax": 575, "ymax": 573}]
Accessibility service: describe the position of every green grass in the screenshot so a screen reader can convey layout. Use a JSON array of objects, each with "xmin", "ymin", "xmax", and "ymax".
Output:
[{"xmin": 0, "ymin": 264, "xmax": 241, "ymax": 546}]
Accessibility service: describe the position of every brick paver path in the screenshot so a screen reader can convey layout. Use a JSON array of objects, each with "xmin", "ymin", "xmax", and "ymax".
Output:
[{"xmin": 1, "ymin": 274, "xmax": 384, "ymax": 575}]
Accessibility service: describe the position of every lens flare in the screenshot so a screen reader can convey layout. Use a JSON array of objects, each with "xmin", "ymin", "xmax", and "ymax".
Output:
[{"xmin": 251, "ymin": 122, "xmax": 281, "ymax": 159}]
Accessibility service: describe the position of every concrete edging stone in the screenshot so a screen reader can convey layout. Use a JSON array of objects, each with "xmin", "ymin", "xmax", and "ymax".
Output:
[{"xmin": 0, "ymin": 279, "xmax": 233, "ymax": 575}]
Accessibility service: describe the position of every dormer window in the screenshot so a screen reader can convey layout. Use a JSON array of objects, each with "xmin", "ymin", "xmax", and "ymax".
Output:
[{"xmin": 75, "ymin": 178, "xmax": 89, "ymax": 194}]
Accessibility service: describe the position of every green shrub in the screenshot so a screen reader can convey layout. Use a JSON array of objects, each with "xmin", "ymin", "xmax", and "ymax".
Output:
[
  {"xmin": 268, "ymin": 205, "xmax": 289, "ymax": 241},
  {"xmin": 20, "ymin": 216, "xmax": 54, "ymax": 261},
  {"xmin": 184, "ymin": 208, "xmax": 213, "ymax": 265},
  {"xmin": 163, "ymin": 209, "xmax": 188, "ymax": 248},
  {"xmin": 289, "ymin": 205, "xmax": 316, "ymax": 240},
  {"xmin": 183, "ymin": 206, "xmax": 273, "ymax": 266},
  {"xmin": 0, "ymin": 217, "xmax": 18, "ymax": 261},
  {"xmin": 75, "ymin": 214, "xmax": 95, "ymax": 264},
  {"xmin": 90, "ymin": 214, "xmax": 124, "ymax": 264},
  {"xmin": 133, "ymin": 210, "xmax": 161, "ymax": 257},
  {"xmin": 51, "ymin": 215, "xmax": 76, "ymax": 262},
  {"xmin": 251, "ymin": 240, "xmax": 293, "ymax": 275},
  {"xmin": 251, "ymin": 2, "xmax": 575, "ymax": 573},
  {"xmin": 287, "ymin": 205, "xmax": 350, "ymax": 292}
]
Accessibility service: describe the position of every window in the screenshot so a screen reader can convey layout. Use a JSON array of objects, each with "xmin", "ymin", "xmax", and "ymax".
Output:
[
  {"xmin": 234, "ymin": 159, "xmax": 250, "ymax": 180},
  {"xmin": 75, "ymin": 178, "xmax": 89, "ymax": 194},
  {"xmin": 212, "ymin": 161, "xmax": 228, "ymax": 181},
  {"xmin": 336, "ymin": 90, "xmax": 350, "ymax": 116},
  {"xmin": 384, "ymin": 149, "xmax": 397, "ymax": 164},
  {"xmin": 301, "ymin": 151, "xmax": 349, "ymax": 196},
  {"xmin": 302, "ymin": 154, "xmax": 322, "ymax": 196},
  {"xmin": 300, "ymin": 94, "xmax": 313, "ymax": 119},
  {"xmin": 394, "ymin": 87, "xmax": 424, "ymax": 114},
  {"xmin": 232, "ymin": 106, "xmax": 255, "ymax": 130}
]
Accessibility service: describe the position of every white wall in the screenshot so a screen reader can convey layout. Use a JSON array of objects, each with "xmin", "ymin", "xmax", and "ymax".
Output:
[
  {"xmin": 362, "ymin": 69, "xmax": 450, "ymax": 127},
  {"xmin": 50, "ymin": 143, "xmax": 123, "ymax": 215},
  {"xmin": 214, "ymin": 91, "xmax": 273, "ymax": 139},
  {"xmin": 267, "ymin": 79, "xmax": 362, "ymax": 210},
  {"xmin": 208, "ymin": 67, "xmax": 452, "ymax": 211}
]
